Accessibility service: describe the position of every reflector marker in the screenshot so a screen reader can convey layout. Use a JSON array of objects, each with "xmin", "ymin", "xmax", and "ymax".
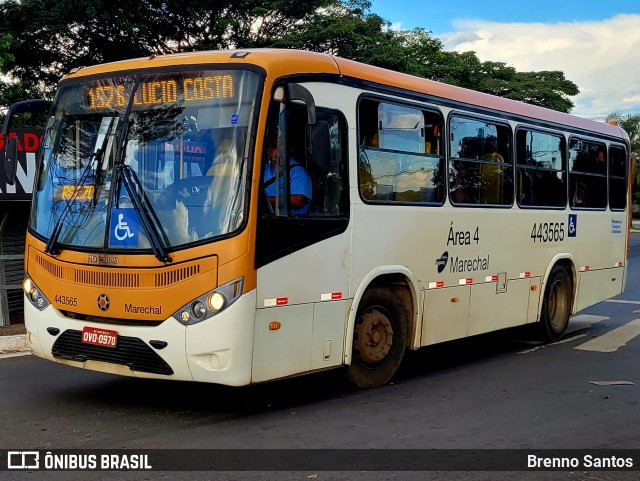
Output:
[
  {"xmin": 264, "ymin": 297, "xmax": 289, "ymax": 307},
  {"xmin": 519, "ymin": 272, "xmax": 531, "ymax": 278},
  {"xmin": 580, "ymin": 266, "xmax": 590, "ymax": 272},
  {"xmin": 321, "ymin": 292, "xmax": 343, "ymax": 301},
  {"xmin": 614, "ymin": 262, "xmax": 623, "ymax": 267},
  {"xmin": 485, "ymin": 275, "xmax": 499, "ymax": 283},
  {"xmin": 428, "ymin": 281, "xmax": 445, "ymax": 289},
  {"xmin": 459, "ymin": 278, "xmax": 473, "ymax": 285}
]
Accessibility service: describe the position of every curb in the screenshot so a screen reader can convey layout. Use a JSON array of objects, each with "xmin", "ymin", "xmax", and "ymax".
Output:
[{"xmin": 0, "ymin": 334, "xmax": 29, "ymax": 354}]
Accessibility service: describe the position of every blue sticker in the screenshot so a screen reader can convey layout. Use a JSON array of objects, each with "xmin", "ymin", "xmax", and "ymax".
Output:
[
  {"xmin": 568, "ymin": 214, "xmax": 577, "ymax": 237},
  {"xmin": 231, "ymin": 114, "xmax": 239, "ymax": 124},
  {"xmin": 612, "ymin": 219, "xmax": 623, "ymax": 234},
  {"xmin": 109, "ymin": 208, "xmax": 140, "ymax": 247}
]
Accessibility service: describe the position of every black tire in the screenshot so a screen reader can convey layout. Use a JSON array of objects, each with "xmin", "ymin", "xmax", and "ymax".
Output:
[
  {"xmin": 345, "ymin": 287, "xmax": 408, "ymax": 389},
  {"xmin": 539, "ymin": 265, "xmax": 573, "ymax": 342}
]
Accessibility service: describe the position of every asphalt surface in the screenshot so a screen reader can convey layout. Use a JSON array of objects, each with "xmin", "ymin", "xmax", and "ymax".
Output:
[{"xmin": 2, "ymin": 234, "xmax": 640, "ymax": 481}]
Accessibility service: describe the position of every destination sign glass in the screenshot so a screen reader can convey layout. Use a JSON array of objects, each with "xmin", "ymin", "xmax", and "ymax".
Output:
[{"xmin": 84, "ymin": 72, "xmax": 237, "ymax": 111}]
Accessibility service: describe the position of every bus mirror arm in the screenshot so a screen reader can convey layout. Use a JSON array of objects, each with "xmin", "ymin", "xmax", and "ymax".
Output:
[
  {"xmin": 3, "ymin": 137, "xmax": 18, "ymax": 186},
  {"xmin": 283, "ymin": 83, "xmax": 329, "ymax": 171},
  {"xmin": 2, "ymin": 99, "xmax": 52, "ymax": 185},
  {"xmin": 286, "ymin": 84, "xmax": 316, "ymax": 125}
]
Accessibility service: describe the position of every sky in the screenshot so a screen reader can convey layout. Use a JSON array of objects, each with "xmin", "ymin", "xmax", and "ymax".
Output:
[{"xmin": 369, "ymin": 0, "xmax": 640, "ymax": 120}]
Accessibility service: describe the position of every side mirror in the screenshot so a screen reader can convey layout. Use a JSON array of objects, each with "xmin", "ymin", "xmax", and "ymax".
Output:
[
  {"xmin": 1, "ymin": 99, "xmax": 52, "ymax": 186},
  {"xmin": 4, "ymin": 137, "xmax": 19, "ymax": 185},
  {"xmin": 1, "ymin": 99, "xmax": 51, "ymax": 136}
]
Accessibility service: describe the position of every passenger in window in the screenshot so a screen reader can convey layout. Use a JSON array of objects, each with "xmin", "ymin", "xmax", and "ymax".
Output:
[
  {"xmin": 264, "ymin": 137, "xmax": 312, "ymax": 214},
  {"xmin": 596, "ymin": 150, "xmax": 606, "ymax": 173},
  {"xmin": 450, "ymin": 162, "xmax": 475, "ymax": 204},
  {"xmin": 572, "ymin": 150, "xmax": 590, "ymax": 173},
  {"xmin": 573, "ymin": 180, "xmax": 588, "ymax": 207},
  {"xmin": 359, "ymin": 150, "xmax": 376, "ymax": 200},
  {"xmin": 425, "ymin": 124, "xmax": 441, "ymax": 155}
]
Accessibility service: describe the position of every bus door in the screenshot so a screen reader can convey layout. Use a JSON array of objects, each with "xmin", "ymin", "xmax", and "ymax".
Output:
[{"xmin": 253, "ymin": 83, "xmax": 350, "ymax": 382}]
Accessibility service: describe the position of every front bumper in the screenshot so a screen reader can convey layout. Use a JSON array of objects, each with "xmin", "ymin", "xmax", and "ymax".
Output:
[{"xmin": 24, "ymin": 290, "xmax": 257, "ymax": 386}]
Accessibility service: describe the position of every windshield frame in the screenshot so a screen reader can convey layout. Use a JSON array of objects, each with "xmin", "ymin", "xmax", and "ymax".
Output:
[{"xmin": 29, "ymin": 63, "xmax": 266, "ymax": 256}]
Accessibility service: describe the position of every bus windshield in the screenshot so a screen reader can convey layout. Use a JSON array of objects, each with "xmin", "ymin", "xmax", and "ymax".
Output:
[{"xmin": 31, "ymin": 69, "xmax": 259, "ymax": 254}]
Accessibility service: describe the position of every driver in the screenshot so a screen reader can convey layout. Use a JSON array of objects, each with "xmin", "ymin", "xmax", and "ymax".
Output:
[{"xmin": 263, "ymin": 137, "xmax": 312, "ymax": 215}]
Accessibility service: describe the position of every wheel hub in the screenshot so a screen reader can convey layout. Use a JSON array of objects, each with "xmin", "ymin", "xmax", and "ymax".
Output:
[
  {"xmin": 549, "ymin": 280, "xmax": 568, "ymax": 329},
  {"xmin": 354, "ymin": 308, "xmax": 394, "ymax": 364}
]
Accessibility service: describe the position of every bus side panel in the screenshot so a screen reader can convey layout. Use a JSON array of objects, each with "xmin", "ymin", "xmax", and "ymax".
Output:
[
  {"xmin": 574, "ymin": 267, "xmax": 624, "ymax": 312},
  {"xmin": 254, "ymin": 233, "xmax": 351, "ymax": 382},
  {"xmin": 527, "ymin": 277, "xmax": 543, "ymax": 323},
  {"xmin": 311, "ymin": 300, "xmax": 348, "ymax": 371},
  {"xmin": 252, "ymin": 304, "xmax": 313, "ymax": 383},
  {"xmin": 468, "ymin": 278, "xmax": 531, "ymax": 336},
  {"xmin": 422, "ymin": 286, "xmax": 470, "ymax": 345}
]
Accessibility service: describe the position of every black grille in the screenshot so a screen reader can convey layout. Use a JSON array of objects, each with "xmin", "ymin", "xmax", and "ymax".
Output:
[{"xmin": 52, "ymin": 330, "xmax": 174, "ymax": 376}]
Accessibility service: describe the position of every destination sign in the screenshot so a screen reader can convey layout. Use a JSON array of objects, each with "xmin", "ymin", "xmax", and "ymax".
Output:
[{"xmin": 85, "ymin": 74, "xmax": 235, "ymax": 110}]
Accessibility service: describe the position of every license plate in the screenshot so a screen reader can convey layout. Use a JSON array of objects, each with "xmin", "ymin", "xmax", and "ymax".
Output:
[{"xmin": 81, "ymin": 326, "xmax": 118, "ymax": 348}]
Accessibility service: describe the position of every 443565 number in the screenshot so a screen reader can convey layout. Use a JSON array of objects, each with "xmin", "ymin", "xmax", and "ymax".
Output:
[
  {"xmin": 531, "ymin": 222, "xmax": 565, "ymax": 243},
  {"xmin": 54, "ymin": 295, "xmax": 78, "ymax": 306}
]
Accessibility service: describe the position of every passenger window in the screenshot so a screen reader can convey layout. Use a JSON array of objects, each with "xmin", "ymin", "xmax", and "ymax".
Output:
[
  {"xmin": 516, "ymin": 129, "xmax": 566, "ymax": 208},
  {"xmin": 449, "ymin": 116, "xmax": 512, "ymax": 205},
  {"xmin": 358, "ymin": 98, "xmax": 444, "ymax": 204},
  {"xmin": 377, "ymin": 103, "xmax": 425, "ymax": 153},
  {"xmin": 609, "ymin": 145, "xmax": 627, "ymax": 211},
  {"xmin": 569, "ymin": 138, "xmax": 607, "ymax": 209}
]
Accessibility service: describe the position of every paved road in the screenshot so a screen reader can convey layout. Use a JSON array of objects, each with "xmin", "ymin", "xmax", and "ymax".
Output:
[{"xmin": 2, "ymin": 235, "xmax": 640, "ymax": 480}]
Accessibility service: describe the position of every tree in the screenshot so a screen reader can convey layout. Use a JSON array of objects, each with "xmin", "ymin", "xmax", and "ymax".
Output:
[
  {"xmin": 0, "ymin": 0, "xmax": 337, "ymax": 102},
  {"xmin": 607, "ymin": 112, "xmax": 640, "ymax": 190},
  {"xmin": 0, "ymin": 0, "xmax": 579, "ymax": 114},
  {"xmin": 503, "ymin": 71, "xmax": 579, "ymax": 113},
  {"xmin": 386, "ymin": 32, "xmax": 578, "ymax": 112},
  {"xmin": 607, "ymin": 113, "xmax": 640, "ymax": 151},
  {"xmin": 275, "ymin": 20, "xmax": 578, "ymax": 112}
]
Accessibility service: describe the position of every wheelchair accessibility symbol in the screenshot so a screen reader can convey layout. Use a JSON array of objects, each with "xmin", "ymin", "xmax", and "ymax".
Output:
[
  {"xmin": 109, "ymin": 208, "xmax": 139, "ymax": 247},
  {"xmin": 568, "ymin": 214, "xmax": 577, "ymax": 237},
  {"xmin": 114, "ymin": 213, "xmax": 135, "ymax": 241}
]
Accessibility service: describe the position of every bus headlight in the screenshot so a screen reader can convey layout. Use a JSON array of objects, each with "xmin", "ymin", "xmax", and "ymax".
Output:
[
  {"xmin": 208, "ymin": 292, "xmax": 225, "ymax": 311},
  {"xmin": 192, "ymin": 301, "xmax": 207, "ymax": 319},
  {"xmin": 23, "ymin": 276, "xmax": 50, "ymax": 311},
  {"xmin": 174, "ymin": 277, "xmax": 244, "ymax": 325}
]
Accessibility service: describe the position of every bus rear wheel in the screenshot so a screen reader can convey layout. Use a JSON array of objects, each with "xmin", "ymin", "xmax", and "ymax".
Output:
[
  {"xmin": 539, "ymin": 265, "xmax": 573, "ymax": 342},
  {"xmin": 345, "ymin": 288, "xmax": 407, "ymax": 389}
]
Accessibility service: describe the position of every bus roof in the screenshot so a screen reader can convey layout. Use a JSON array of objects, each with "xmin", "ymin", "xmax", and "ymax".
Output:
[{"xmin": 66, "ymin": 48, "xmax": 628, "ymax": 142}]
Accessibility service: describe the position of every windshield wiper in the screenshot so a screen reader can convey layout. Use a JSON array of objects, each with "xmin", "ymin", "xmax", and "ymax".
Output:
[
  {"xmin": 45, "ymin": 116, "xmax": 118, "ymax": 255},
  {"xmin": 106, "ymin": 74, "xmax": 170, "ymax": 263},
  {"xmin": 116, "ymin": 163, "xmax": 172, "ymax": 263},
  {"xmin": 92, "ymin": 117, "xmax": 119, "ymax": 206}
]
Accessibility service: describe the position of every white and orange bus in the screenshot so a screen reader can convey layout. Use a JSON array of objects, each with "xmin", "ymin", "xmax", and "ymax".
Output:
[{"xmin": 2, "ymin": 49, "xmax": 630, "ymax": 388}]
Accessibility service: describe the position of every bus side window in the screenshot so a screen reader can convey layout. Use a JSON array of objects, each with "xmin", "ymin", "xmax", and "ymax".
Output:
[
  {"xmin": 609, "ymin": 145, "xmax": 627, "ymax": 211},
  {"xmin": 256, "ymin": 102, "xmax": 349, "ymax": 267},
  {"xmin": 569, "ymin": 138, "xmax": 607, "ymax": 209},
  {"xmin": 358, "ymin": 98, "xmax": 445, "ymax": 205},
  {"xmin": 309, "ymin": 111, "xmax": 348, "ymax": 216},
  {"xmin": 515, "ymin": 129, "xmax": 566, "ymax": 208},
  {"xmin": 261, "ymin": 105, "xmax": 348, "ymax": 217},
  {"xmin": 448, "ymin": 116, "xmax": 512, "ymax": 206}
]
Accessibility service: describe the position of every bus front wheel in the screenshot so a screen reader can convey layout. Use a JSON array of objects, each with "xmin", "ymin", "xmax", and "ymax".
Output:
[
  {"xmin": 539, "ymin": 265, "xmax": 573, "ymax": 342},
  {"xmin": 345, "ymin": 288, "xmax": 407, "ymax": 389}
]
